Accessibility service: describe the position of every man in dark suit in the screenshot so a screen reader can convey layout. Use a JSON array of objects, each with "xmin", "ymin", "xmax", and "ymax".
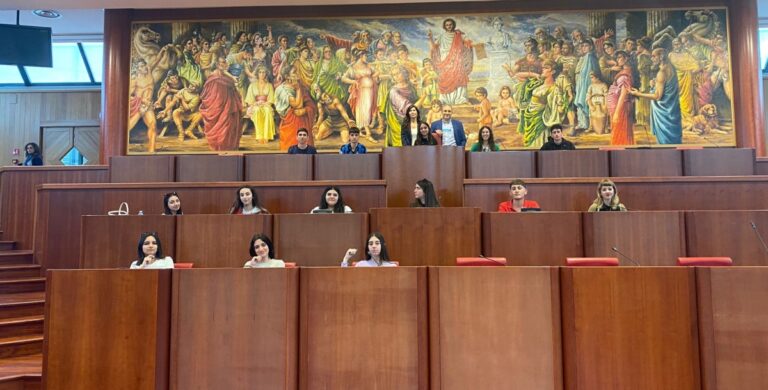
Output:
[{"xmin": 430, "ymin": 105, "xmax": 466, "ymax": 147}]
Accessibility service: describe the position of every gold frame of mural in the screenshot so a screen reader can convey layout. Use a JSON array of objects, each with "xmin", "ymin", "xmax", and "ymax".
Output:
[{"xmin": 126, "ymin": 7, "xmax": 735, "ymax": 154}]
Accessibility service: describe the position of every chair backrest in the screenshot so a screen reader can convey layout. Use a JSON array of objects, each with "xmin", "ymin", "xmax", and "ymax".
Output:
[
  {"xmin": 677, "ymin": 257, "xmax": 733, "ymax": 266},
  {"xmin": 456, "ymin": 257, "xmax": 507, "ymax": 266},
  {"xmin": 174, "ymin": 262, "xmax": 194, "ymax": 269},
  {"xmin": 566, "ymin": 257, "xmax": 619, "ymax": 266}
]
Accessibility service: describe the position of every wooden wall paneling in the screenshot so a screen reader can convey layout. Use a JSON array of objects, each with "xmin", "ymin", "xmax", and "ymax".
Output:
[
  {"xmin": 697, "ymin": 267, "xmax": 768, "ymax": 390},
  {"xmin": 313, "ymin": 154, "xmax": 380, "ymax": 180},
  {"xmin": 43, "ymin": 269, "xmax": 171, "ymax": 390},
  {"xmin": 273, "ymin": 213, "xmax": 368, "ymax": 266},
  {"xmin": 170, "ymin": 269, "xmax": 298, "ymax": 389},
  {"xmin": 582, "ymin": 211, "xmax": 686, "ymax": 266},
  {"xmin": 40, "ymin": 127, "xmax": 72, "ymax": 166},
  {"xmin": 0, "ymin": 167, "xmax": 108, "ymax": 250},
  {"xmin": 429, "ymin": 267, "xmax": 562, "ymax": 389},
  {"xmin": 560, "ymin": 267, "xmax": 700, "ymax": 390},
  {"xmin": 382, "ymin": 146, "xmax": 464, "ymax": 207},
  {"xmin": 755, "ymin": 157, "xmax": 768, "ymax": 175},
  {"xmin": 537, "ymin": 150, "xmax": 609, "ymax": 178},
  {"xmin": 175, "ymin": 155, "xmax": 243, "ymax": 182},
  {"xmin": 109, "ymin": 155, "xmax": 176, "ymax": 183},
  {"xmin": 299, "ymin": 267, "xmax": 428, "ymax": 390},
  {"xmin": 465, "ymin": 151, "xmax": 536, "ymax": 179},
  {"xmin": 370, "ymin": 207, "xmax": 480, "ymax": 266},
  {"xmin": 684, "ymin": 210, "xmax": 768, "ymax": 265},
  {"xmin": 609, "ymin": 149, "xmax": 683, "ymax": 177},
  {"xmin": 244, "ymin": 154, "xmax": 313, "ymax": 181},
  {"xmin": 80, "ymin": 216, "xmax": 176, "ymax": 269},
  {"xmin": 464, "ymin": 177, "xmax": 768, "ymax": 212},
  {"xmin": 682, "ymin": 149, "xmax": 755, "ymax": 176},
  {"xmin": 482, "ymin": 212, "xmax": 583, "ymax": 266},
  {"xmin": 73, "ymin": 126, "xmax": 101, "ymax": 165},
  {"xmin": 175, "ymin": 214, "xmax": 272, "ymax": 268}
]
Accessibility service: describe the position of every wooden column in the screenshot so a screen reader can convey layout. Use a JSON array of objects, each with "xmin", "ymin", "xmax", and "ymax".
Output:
[
  {"xmin": 729, "ymin": 0, "xmax": 765, "ymax": 155},
  {"xmin": 100, "ymin": 9, "xmax": 132, "ymax": 163}
]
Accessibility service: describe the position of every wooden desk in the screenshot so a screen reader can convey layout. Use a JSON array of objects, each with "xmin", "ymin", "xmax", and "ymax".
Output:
[
  {"xmin": 382, "ymin": 146, "xmax": 464, "ymax": 207},
  {"xmin": 685, "ymin": 210, "xmax": 768, "ymax": 265},
  {"xmin": 429, "ymin": 267, "xmax": 562, "ymax": 389},
  {"xmin": 609, "ymin": 149, "xmax": 683, "ymax": 177},
  {"xmin": 0, "ymin": 166, "xmax": 107, "ymax": 250},
  {"xmin": 35, "ymin": 181, "xmax": 385, "ymax": 270},
  {"xmin": 273, "ymin": 213, "xmax": 368, "ymax": 266},
  {"xmin": 465, "ymin": 151, "xmax": 535, "ymax": 179},
  {"xmin": 110, "ymin": 155, "xmax": 175, "ymax": 183},
  {"xmin": 81, "ymin": 215, "xmax": 176, "ymax": 269},
  {"xmin": 175, "ymin": 155, "xmax": 243, "ymax": 182},
  {"xmin": 299, "ymin": 267, "xmax": 428, "ymax": 389},
  {"xmin": 370, "ymin": 207, "xmax": 480, "ymax": 266},
  {"xmin": 314, "ymin": 154, "xmax": 380, "ymax": 180},
  {"xmin": 175, "ymin": 214, "xmax": 272, "ymax": 268},
  {"xmin": 170, "ymin": 269, "xmax": 298, "ymax": 389},
  {"xmin": 683, "ymin": 148, "xmax": 755, "ymax": 176},
  {"xmin": 245, "ymin": 154, "xmax": 313, "ymax": 181},
  {"xmin": 697, "ymin": 267, "xmax": 768, "ymax": 389},
  {"xmin": 583, "ymin": 211, "xmax": 686, "ymax": 266},
  {"xmin": 43, "ymin": 269, "xmax": 171, "ymax": 390},
  {"xmin": 482, "ymin": 212, "xmax": 583, "ymax": 266},
  {"xmin": 561, "ymin": 267, "xmax": 700, "ymax": 390},
  {"xmin": 537, "ymin": 150, "xmax": 609, "ymax": 178}
]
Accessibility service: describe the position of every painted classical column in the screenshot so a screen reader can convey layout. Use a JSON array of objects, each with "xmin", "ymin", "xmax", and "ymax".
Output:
[
  {"xmin": 100, "ymin": 9, "xmax": 132, "ymax": 162},
  {"xmin": 729, "ymin": 0, "xmax": 764, "ymax": 154}
]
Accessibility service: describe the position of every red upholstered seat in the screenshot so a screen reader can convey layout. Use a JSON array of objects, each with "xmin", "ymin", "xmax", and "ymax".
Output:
[
  {"xmin": 284, "ymin": 262, "xmax": 297, "ymax": 268},
  {"xmin": 456, "ymin": 257, "xmax": 507, "ymax": 266},
  {"xmin": 677, "ymin": 257, "xmax": 733, "ymax": 266},
  {"xmin": 174, "ymin": 262, "xmax": 194, "ymax": 269},
  {"xmin": 566, "ymin": 257, "xmax": 619, "ymax": 266},
  {"xmin": 350, "ymin": 261, "xmax": 400, "ymax": 266}
]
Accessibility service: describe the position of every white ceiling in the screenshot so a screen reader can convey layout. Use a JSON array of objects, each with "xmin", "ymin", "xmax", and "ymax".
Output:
[{"xmin": 0, "ymin": 1, "xmax": 767, "ymax": 36}]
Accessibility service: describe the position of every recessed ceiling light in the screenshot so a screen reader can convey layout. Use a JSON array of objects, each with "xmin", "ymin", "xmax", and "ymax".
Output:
[{"xmin": 32, "ymin": 10, "xmax": 61, "ymax": 19}]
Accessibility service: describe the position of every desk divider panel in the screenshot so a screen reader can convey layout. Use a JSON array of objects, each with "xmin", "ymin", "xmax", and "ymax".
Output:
[
  {"xmin": 175, "ymin": 155, "xmax": 243, "ymax": 182},
  {"xmin": 685, "ymin": 210, "xmax": 768, "ymax": 265},
  {"xmin": 81, "ymin": 215, "xmax": 176, "ymax": 269},
  {"xmin": 245, "ymin": 154, "xmax": 313, "ymax": 181},
  {"xmin": 314, "ymin": 154, "xmax": 380, "ymax": 180},
  {"xmin": 697, "ymin": 267, "xmax": 768, "ymax": 390},
  {"xmin": 274, "ymin": 213, "xmax": 368, "ymax": 266},
  {"xmin": 382, "ymin": 146, "xmax": 464, "ymax": 207},
  {"xmin": 429, "ymin": 267, "xmax": 562, "ymax": 389},
  {"xmin": 175, "ymin": 214, "xmax": 272, "ymax": 268},
  {"xmin": 43, "ymin": 269, "xmax": 171, "ymax": 390},
  {"xmin": 683, "ymin": 148, "xmax": 755, "ymax": 176},
  {"xmin": 110, "ymin": 155, "xmax": 175, "ymax": 183},
  {"xmin": 299, "ymin": 267, "xmax": 428, "ymax": 390},
  {"xmin": 582, "ymin": 211, "xmax": 686, "ymax": 266},
  {"xmin": 609, "ymin": 149, "xmax": 683, "ymax": 177},
  {"xmin": 561, "ymin": 267, "xmax": 701, "ymax": 390},
  {"xmin": 170, "ymin": 269, "xmax": 298, "ymax": 390},
  {"xmin": 370, "ymin": 207, "xmax": 480, "ymax": 266},
  {"xmin": 537, "ymin": 150, "xmax": 609, "ymax": 178},
  {"xmin": 482, "ymin": 212, "xmax": 583, "ymax": 266},
  {"xmin": 465, "ymin": 151, "xmax": 535, "ymax": 179}
]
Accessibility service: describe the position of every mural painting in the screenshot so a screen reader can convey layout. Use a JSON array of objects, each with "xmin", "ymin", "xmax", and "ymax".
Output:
[{"xmin": 127, "ymin": 8, "xmax": 734, "ymax": 154}]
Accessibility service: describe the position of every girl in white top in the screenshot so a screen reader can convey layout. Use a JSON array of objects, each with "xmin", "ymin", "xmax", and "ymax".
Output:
[
  {"xmin": 130, "ymin": 232, "xmax": 175, "ymax": 269},
  {"xmin": 229, "ymin": 186, "xmax": 270, "ymax": 215},
  {"xmin": 243, "ymin": 233, "xmax": 285, "ymax": 268},
  {"xmin": 341, "ymin": 232, "xmax": 398, "ymax": 267},
  {"xmin": 310, "ymin": 186, "xmax": 353, "ymax": 213}
]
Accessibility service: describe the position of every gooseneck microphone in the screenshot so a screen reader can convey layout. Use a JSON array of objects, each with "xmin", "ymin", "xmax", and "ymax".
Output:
[
  {"xmin": 750, "ymin": 221, "xmax": 768, "ymax": 255},
  {"xmin": 611, "ymin": 246, "xmax": 640, "ymax": 267}
]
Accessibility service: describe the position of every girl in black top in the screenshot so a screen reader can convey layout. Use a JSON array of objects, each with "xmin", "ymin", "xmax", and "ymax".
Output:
[{"xmin": 411, "ymin": 178, "xmax": 440, "ymax": 207}]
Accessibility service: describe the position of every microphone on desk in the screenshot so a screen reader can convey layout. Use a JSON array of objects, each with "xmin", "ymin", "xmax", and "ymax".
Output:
[
  {"xmin": 750, "ymin": 221, "xmax": 768, "ymax": 256},
  {"xmin": 611, "ymin": 246, "xmax": 640, "ymax": 267}
]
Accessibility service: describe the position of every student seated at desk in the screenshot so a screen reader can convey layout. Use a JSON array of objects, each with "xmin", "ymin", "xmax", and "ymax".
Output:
[
  {"xmin": 498, "ymin": 179, "xmax": 541, "ymax": 212},
  {"xmin": 243, "ymin": 234, "xmax": 285, "ymax": 268},
  {"xmin": 310, "ymin": 186, "xmax": 353, "ymax": 213},
  {"xmin": 469, "ymin": 126, "xmax": 501, "ymax": 152},
  {"xmin": 229, "ymin": 186, "xmax": 269, "ymax": 215},
  {"xmin": 341, "ymin": 232, "xmax": 398, "ymax": 267},
  {"xmin": 130, "ymin": 232, "xmax": 174, "ymax": 269},
  {"xmin": 287, "ymin": 128, "xmax": 317, "ymax": 154},
  {"xmin": 339, "ymin": 127, "xmax": 367, "ymax": 154},
  {"xmin": 413, "ymin": 121, "xmax": 439, "ymax": 145},
  {"xmin": 162, "ymin": 192, "xmax": 183, "ymax": 216},
  {"xmin": 587, "ymin": 179, "xmax": 628, "ymax": 212},
  {"xmin": 411, "ymin": 178, "xmax": 440, "ymax": 207}
]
